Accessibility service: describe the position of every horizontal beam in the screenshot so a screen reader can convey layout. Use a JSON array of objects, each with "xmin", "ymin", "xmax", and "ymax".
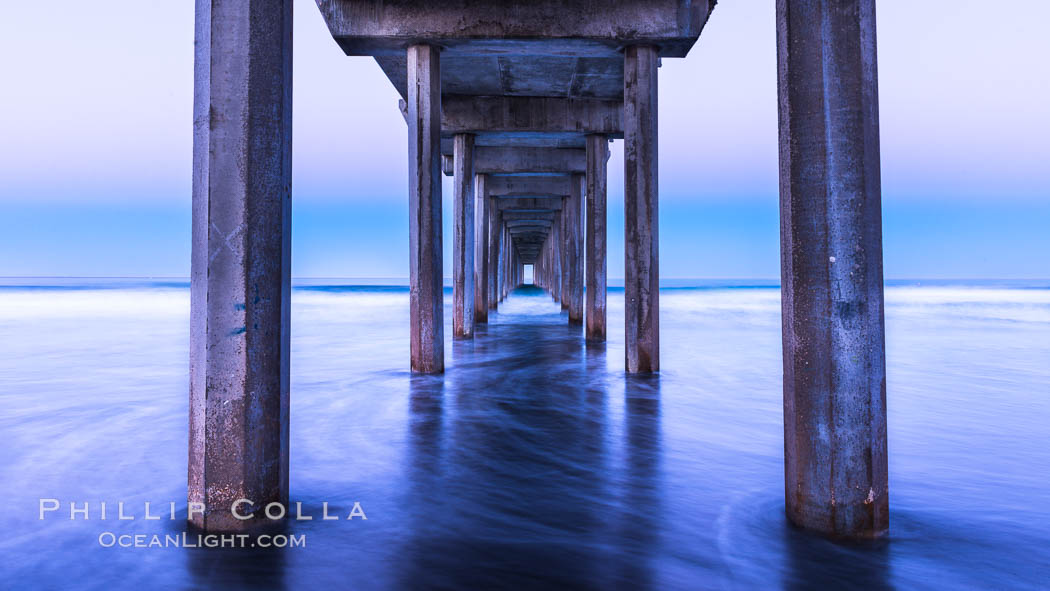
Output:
[
  {"xmin": 501, "ymin": 211, "xmax": 557, "ymax": 222},
  {"xmin": 440, "ymin": 133, "xmax": 586, "ymax": 152},
  {"xmin": 441, "ymin": 147, "xmax": 586, "ymax": 175},
  {"xmin": 494, "ymin": 197, "xmax": 565, "ymax": 211},
  {"xmin": 318, "ymin": 0, "xmax": 714, "ymax": 58},
  {"xmin": 488, "ymin": 175, "xmax": 572, "ymax": 197},
  {"xmin": 506, "ymin": 220, "xmax": 554, "ymax": 228},
  {"xmin": 442, "ymin": 95, "xmax": 622, "ymax": 136}
]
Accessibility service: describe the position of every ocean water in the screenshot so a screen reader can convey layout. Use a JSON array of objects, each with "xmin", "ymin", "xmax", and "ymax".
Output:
[{"xmin": 1, "ymin": 279, "xmax": 1048, "ymax": 590}]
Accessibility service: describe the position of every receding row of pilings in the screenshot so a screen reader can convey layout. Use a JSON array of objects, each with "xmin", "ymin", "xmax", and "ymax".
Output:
[
  {"xmin": 434, "ymin": 64, "xmax": 649, "ymax": 373},
  {"xmin": 189, "ymin": 0, "xmax": 887, "ymax": 541},
  {"xmin": 428, "ymin": 108, "xmax": 621, "ymax": 369}
]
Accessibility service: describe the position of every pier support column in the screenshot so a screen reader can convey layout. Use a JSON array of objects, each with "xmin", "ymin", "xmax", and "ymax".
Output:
[
  {"xmin": 552, "ymin": 211, "xmax": 563, "ymax": 304},
  {"xmin": 567, "ymin": 174, "xmax": 584, "ymax": 324},
  {"xmin": 500, "ymin": 224, "xmax": 506, "ymax": 301},
  {"xmin": 777, "ymin": 0, "xmax": 888, "ymax": 539},
  {"xmin": 560, "ymin": 205, "xmax": 570, "ymax": 311},
  {"xmin": 497, "ymin": 225, "xmax": 504, "ymax": 302},
  {"xmin": 190, "ymin": 0, "xmax": 292, "ymax": 532},
  {"xmin": 585, "ymin": 135, "xmax": 608, "ymax": 341},
  {"xmin": 503, "ymin": 225, "xmax": 511, "ymax": 300},
  {"xmin": 487, "ymin": 201, "xmax": 500, "ymax": 310},
  {"xmin": 452, "ymin": 133, "xmax": 475, "ymax": 338},
  {"xmin": 624, "ymin": 45, "xmax": 660, "ymax": 373},
  {"xmin": 407, "ymin": 43, "xmax": 443, "ymax": 373},
  {"xmin": 474, "ymin": 174, "xmax": 489, "ymax": 324}
]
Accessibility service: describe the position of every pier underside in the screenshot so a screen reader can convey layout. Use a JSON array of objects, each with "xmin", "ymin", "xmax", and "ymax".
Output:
[{"xmin": 190, "ymin": 0, "xmax": 890, "ymax": 541}]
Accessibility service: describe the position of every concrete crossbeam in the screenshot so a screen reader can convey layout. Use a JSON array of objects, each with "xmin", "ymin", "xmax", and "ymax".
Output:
[
  {"xmin": 502, "ymin": 211, "xmax": 557, "ymax": 222},
  {"xmin": 441, "ymin": 147, "xmax": 585, "ymax": 175},
  {"xmin": 494, "ymin": 197, "xmax": 565, "ymax": 212},
  {"xmin": 441, "ymin": 134, "xmax": 586, "ymax": 153},
  {"xmin": 404, "ymin": 95, "xmax": 621, "ymax": 138},
  {"xmin": 487, "ymin": 175, "xmax": 572, "ymax": 197},
  {"xmin": 442, "ymin": 95, "xmax": 623, "ymax": 136},
  {"xmin": 317, "ymin": 0, "xmax": 716, "ymax": 58}
]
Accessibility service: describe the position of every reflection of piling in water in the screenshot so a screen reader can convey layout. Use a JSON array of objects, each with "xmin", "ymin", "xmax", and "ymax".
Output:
[
  {"xmin": 782, "ymin": 525, "xmax": 892, "ymax": 591},
  {"xmin": 190, "ymin": 0, "xmax": 889, "ymax": 540},
  {"xmin": 402, "ymin": 310, "xmax": 615, "ymax": 588},
  {"xmin": 617, "ymin": 377, "xmax": 663, "ymax": 589}
]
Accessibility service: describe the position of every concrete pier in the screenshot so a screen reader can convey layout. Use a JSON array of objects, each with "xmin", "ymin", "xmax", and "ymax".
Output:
[
  {"xmin": 585, "ymin": 135, "xmax": 609, "ymax": 341},
  {"xmin": 452, "ymin": 133, "xmax": 475, "ymax": 338},
  {"xmin": 777, "ymin": 0, "xmax": 888, "ymax": 539},
  {"xmin": 407, "ymin": 43, "xmax": 444, "ymax": 373},
  {"xmin": 189, "ymin": 0, "xmax": 291, "ymax": 531},
  {"xmin": 473, "ymin": 174, "xmax": 489, "ymax": 324},
  {"xmin": 199, "ymin": 0, "xmax": 897, "ymax": 544},
  {"xmin": 623, "ymin": 45, "xmax": 660, "ymax": 373}
]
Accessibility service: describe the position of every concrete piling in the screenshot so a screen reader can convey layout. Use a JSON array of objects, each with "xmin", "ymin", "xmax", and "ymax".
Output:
[
  {"xmin": 560, "ymin": 202, "xmax": 570, "ymax": 311},
  {"xmin": 551, "ymin": 210, "xmax": 563, "ymax": 304},
  {"xmin": 487, "ymin": 201, "xmax": 500, "ymax": 310},
  {"xmin": 407, "ymin": 43, "xmax": 444, "ymax": 373},
  {"xmin": 452, "ymin": 133, "xmax": 475, "ymax": 338},
  {"xmin": 585, "ymin": 134, "xmax": 609, "ymax": 341},
  {"xmin": 567, "ymin": 174, "xmax": 584, "ymax": 324},
  {"xmin": 474, "ymin": 174, "xmax": 489, "ymax": 324},
  {"xmin": 777, "ymin": 0, "xmax": 888, "ymax": 539},
  {"xmin": 624, "ymin": 45, "xmax": 660, "ymax": 373},
  {"xmin": 189, "ymin": 0, "xmax": 292, "ymax": 532}
]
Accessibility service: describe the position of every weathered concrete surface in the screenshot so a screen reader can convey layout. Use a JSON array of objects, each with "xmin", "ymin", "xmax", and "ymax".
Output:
[
  {"xmin": 190, "ymin": 0, "xmax": 292, "ymax": 532},
  {"xmin": 566, "ymin": 174, "xmax": 584, "ymax": 323},
  {"xmin": 487, "ymin": 175, "xmax": 572, "ymax": 198},
  {"xmin": 503, "ymin": 225, "xmax": 513, "ymax": 300},
  {"xmin": 494, "ymin": 197, "xmax": 565, "ymax": 211},
  {"xmin": 624, "ymin": 45, "xmax": 660, "ymax": 373},
  {"xmin": 585, "ymin": 135, "xmax": 609, "ymax": 341},
  {"xmin": 407, "ymin": 44, "xmax": 444, "ymax": 373},
  {"xmin": 503, "ymin": 210, "xmax": 557, "ymax": 222},
  {"xmin": 551, "ymin": 211, "xmax": 563, "ymax": 303},
  {"xmin": 452, "ymin": 133, "xmax": 475, "ymax": 338},
  {"xmin": 487, "ymin": 198, "xmax": 500, "ymax": 310},
  {"xmin": 473, "ymin": 174, "xmax": 489, "ymax": 324},
  {"xmin": 442, "ymin": 147, "xmax": 585, "ymax": 175},
  {"xmin": 442, "ymin": 96, "xmax": 623, "ymax": 136},
  {"xmin": 441, "ymin": 134, "xmax": 588, "ymax": 153},
  {"xmin": 777, "ymin": 0, "xmax": 888, "ymax": 540},
  {"xmin": 498, "ymin": 225, "xmax": 507, "ymax": 302},
  {"xmin": 383, "ymin": 54, "xmax": 628, "ymax": 100},
  {"xmin": 318, "ymin": 0, "xmax": 717, "ymax": 58},
  {"xmin": 560, "ymin": 202, "xmax": 570, "ymax": 310}
]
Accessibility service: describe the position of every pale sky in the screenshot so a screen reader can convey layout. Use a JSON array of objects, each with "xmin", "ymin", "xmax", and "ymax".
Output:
[{"xmin": 1, "ymin": 1, "xmax": 1047, "ymax": 278}]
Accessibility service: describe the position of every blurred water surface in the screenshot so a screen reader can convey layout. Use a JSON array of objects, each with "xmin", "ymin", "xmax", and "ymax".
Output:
[{"xmin": 1, "ymin": 279, "xmax": 1048, "ymax": 589}]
